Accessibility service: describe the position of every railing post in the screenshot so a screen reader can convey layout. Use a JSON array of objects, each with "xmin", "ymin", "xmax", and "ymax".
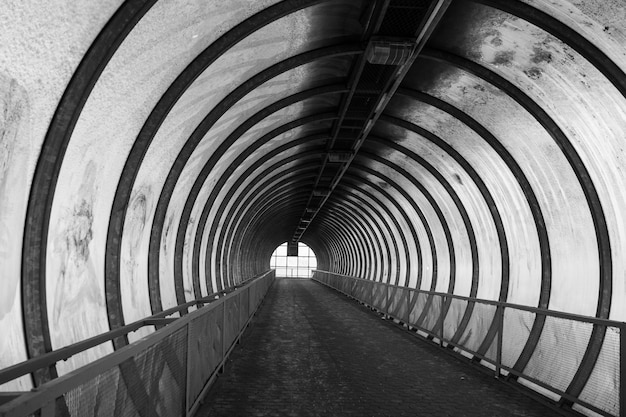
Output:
[
  {"xmin": 619, "ymin": 323, "xmax": 626, "ymax": 417},
  {"xmin": 185, "ymin": 322, "xmax": 192, "ymax": 415},
  {"xmin": 405, "ymin": 288, "xmax": 410, "ymax": 327},
  {"xmin": 385, "ymin": 283, "xmax": 389, "ymax": 316},
  {"xmin": 496, "ymin": 306, "xmax": 504, "ymax": 378},
  {"xmin": 222, "ymin": 299, "xmax": 227, "ymax": 372},
  {"xmin": 440, "ymin": 295, "xmax": 445, "ymax": 347}
]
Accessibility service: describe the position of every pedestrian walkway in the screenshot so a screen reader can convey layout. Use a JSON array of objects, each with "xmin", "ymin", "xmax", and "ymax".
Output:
[{"xmin": 195, "ymin": 278, "xmax": 554, "ymax": 416}]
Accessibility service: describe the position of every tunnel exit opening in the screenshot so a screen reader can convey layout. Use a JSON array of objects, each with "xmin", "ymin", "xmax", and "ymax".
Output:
[{"xmin": 270, "ymin": 242, "xmax": 317, "ymax": 278}]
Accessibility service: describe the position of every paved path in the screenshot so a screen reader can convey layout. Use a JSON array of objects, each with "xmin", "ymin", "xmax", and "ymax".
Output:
[{"xmin": 196, "ymin": 278, "xmax": 554, "ymax": 416}]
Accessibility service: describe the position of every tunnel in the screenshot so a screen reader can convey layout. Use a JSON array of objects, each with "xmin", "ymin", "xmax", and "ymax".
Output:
[{"xmin": 0, "ymin": 0, "xmax": 625, "ymax": 416}]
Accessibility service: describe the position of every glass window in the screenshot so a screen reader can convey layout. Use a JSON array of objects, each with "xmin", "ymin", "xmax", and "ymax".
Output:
[{"xmin": 270, "ymin": 242, "xmax": 317, "ymax": 278}]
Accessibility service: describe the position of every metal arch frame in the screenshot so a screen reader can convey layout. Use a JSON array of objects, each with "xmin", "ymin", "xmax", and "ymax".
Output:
[
  {"xmin": 321, "ymin": 198, "xmax": 382, "ymax": 281},
  {"xmin": 96, "ymin": 0, "xmax": 338, "ymax": 324},
  {"xmin": 191, "ymin": 89, "xmax": 346, "ymax": 289},
  {"xmin": 324, "ymin": 199, "xmax": 381, "ymax": 280},
  {"xmin": 224, "ymin": 164, "xmax": 395, "ymax": 284},
  {"xmin": 326, "ymin": 185, "xmax": 398, "ymax": 283},
  {"xmin": 352, "ymin": 157, "xmax": 453, "ymax": 293},
  {"xmin": 421, "ymin": 47, "xmax": 611, "ymax": 395},
  {"xmin": 20, "ymin": 0, "xmax": 157, "ymax": 386},
  {"xmin": 219, "ymin": 181, "xmax": 315, "ymax": 286},
  {"xmin": 141, "ymin": 41, "xmax": 362, "ymax": 313},
  {"xmin": 224, "ymin": 172, "xmax": 320, "ymax": 282},
  {"xmin": 173, "ymin": 111, "xmax": 336, "ymax": 295},
  {"xmin": 316, "ymin": 199, "xmax": 384, "ymax": 279},
  {"xmin": 368, "ymin": 119, "xmax": 488, "ymax": 345},
  {"xmin": 207, "ymin": 136, "xmax": 329, "ymax": 285},
  {"xmin": 312, "ymin": 209, "xmax": 362, "ymax": 277},
  {"xmin": 314, "ymin": 212, "xmax": 363, "ymax": 277},
  {"xmin": 210, "ymin": 143, "xmax": 328, "ymax": 285},
  {"xmin": 245, "ymin": 205, "xmax": 309, "ymax": 275},
  {"xmin": 347, "ymin": 160, "xmax": 455, "ymax": 329},
  {"xmin": 316, "ymin": 224, "xmax": 352, "ymax": 276},
  {"xmin": 187, "ymin": 87, "xmax": 346, "ymax": 294},
  {"xmin": 311, "ymin": 191, "xmax": 394, "ymax": 280},
  {"xmin": 471, "ymin": 0, "xmax": 626, "ymax": 100},
  {"xmin": 340, "ymin": 156, "xmax": 435, "ymax": 291},
  {"xmin": 305, "ymin": 192, "xmax": 388, "ymax": 282},
  {"xmin": 395, "ymin": 85, "xmax": 549, "ymax": 356},
  {"xmin": 226, "ymin": 173, "xmax": 386, "ymax": 281},
  {"xmin": 333, "ymin": 174, "xmax": 413, "ymax": 286},
  {"xmin": 219, "ymin": 165, "xmax": 321, "ymax": 285},
  {"xmin": 334, "ymin": 174, "xmax": 414, "ymax": 287},
  {"xmin": 306, "ymin": 234, "xmax": 332, "ymax": 271},
  {"xmin": 369, "ymin": 124, "xmax": 480, "ymax": 295},
  {"xmin": 101, "ymin": 1, "xmax": 354, "ymax": 347},
  {"xmin": 205, "ymin": 142, "xmax": 331, "ymax": 287},
  {"xmin": 359, "ymin": 141, "xmax": 489, "ymax": 347}
]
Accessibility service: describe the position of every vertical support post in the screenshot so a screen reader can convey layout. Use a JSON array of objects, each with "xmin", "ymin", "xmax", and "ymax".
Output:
[
  {"xmin": 221, "ymin": 298, "xmax": 227, "ymax": 373},
  {"xmin": 185, "ymin": 322, "xmax": 193, "ymax": 415},
  {"xmin": 405, "ymin": 288, "xmax": 411, "ymax": 327},
  {"xmin": 619, "ymin": 323, "xmax": 626, "ymax": 417},
  {"xmin": 385, "ymin": 283, "xmax": 389, "ymax": 316},
  {"xmin": 440, "ymin": 295, "xmax": 445, "ymax": 347},
  {"xmin": 496, "ymin": 306, "xmax": 504, "ymax": 378}
]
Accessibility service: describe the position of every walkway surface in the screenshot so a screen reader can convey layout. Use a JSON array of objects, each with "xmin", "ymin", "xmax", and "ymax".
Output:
[{"xmin": 196, "ymin": 278, "xmax": 554, "ymax": 417}]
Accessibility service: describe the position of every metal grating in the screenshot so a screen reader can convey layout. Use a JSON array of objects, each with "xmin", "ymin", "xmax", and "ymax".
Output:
[
  {"xmin": 502, "ymin": 309, "xmax": 535, "ymax": 369},
  {"xmin": 576, "ymin": 326, "xmax": 620, "ymax": 416},
  {"xmin": 63, "ymin": 327, "xmax": 187, "ymax": 417},
  {"xmin": 378, "ymin": 0, "xmax": 432, "ymax": 36},
  {"xmin": 523, "ymin": 317, "xmax": 593, "ymax": 394}
]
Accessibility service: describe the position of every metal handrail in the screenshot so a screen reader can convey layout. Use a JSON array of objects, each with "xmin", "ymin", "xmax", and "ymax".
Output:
[
  {"xmin": 0, "ymin": 270, "xmax": 275, "ymax": 417},
  {"xmin": 313, "ymin": 270, "xmax": 625, "ymax": 327},
  {"xmin": 0, "ymin": 270, "xmax": 271, "ymax": 387},
  {"xmin": 313, "ymin": 269, "xmax": 625, "ymax": 417}
]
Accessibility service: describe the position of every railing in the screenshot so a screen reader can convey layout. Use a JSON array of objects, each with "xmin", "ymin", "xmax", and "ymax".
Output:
[
  {"xmin": 313, "ymin": 270, "xmax": 624, "ymax": 417},
  {"xmin": 0, "ymin": 270, "xmax": 275, "ymax": 417}
]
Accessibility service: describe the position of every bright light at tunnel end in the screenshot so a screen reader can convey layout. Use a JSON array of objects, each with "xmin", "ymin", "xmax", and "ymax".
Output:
[{"xmin": 270, "ymin": 242, "xmax": 317, "ymax": 278}]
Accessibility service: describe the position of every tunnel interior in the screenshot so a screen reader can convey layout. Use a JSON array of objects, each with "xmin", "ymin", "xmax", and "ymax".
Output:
[{"xmin": 1, "ymin": 0, "xmax": 625, "ymax": 415}]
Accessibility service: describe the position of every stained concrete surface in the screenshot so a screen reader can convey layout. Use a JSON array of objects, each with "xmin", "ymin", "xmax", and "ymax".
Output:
[{"xmin": 196, "ymin": 278, "xmax": 555, "ymax": 416}]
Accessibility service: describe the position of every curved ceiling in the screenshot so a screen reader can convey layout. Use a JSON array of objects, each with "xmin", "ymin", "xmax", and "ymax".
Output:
[{"xmin": 1, "ymin": 0, "xmax": 625, "ymax": 412}]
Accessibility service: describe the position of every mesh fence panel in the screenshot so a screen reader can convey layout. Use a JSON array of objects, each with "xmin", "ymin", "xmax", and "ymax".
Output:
[
  {"xmin": 388, "ymin": 287, "xmax": 408, "ymax": 321},
  {"xmin": 502, "ymin": 308, "xmax": 535, "ymax": 368},
  {"xmin": 239, "ymin": 288, "xmax": 250, "ymax": 327},
  {"xmin": 421, "ymin": 295, "xmax": 442, "ymax": 334},
  {"xmin": 409, "ymin": 292, "xmax": 428, "ymax": 325},
  {"xmin": 455, "ymin": 303, "xmax": 497, "ymax": 354},
  {"xmin": 348, "ymin": 279, "xmax": 357, "ymax": 297},
  {"xmin": 372, "ymin": 283, "xmax": 387, "ymax": 311},
  {"xmin": 523, "ymin": 316, "xmax": 593, "ymax": 393},
  {"xmin": 187, "ymin": 307, "xmax": 223, "ymax": 408},
  {"xmin": 224, "ymin": 296, "xmax": 240, "ymax": 349},
  {"xmin": 443, "ymin": 298, "xmax": 466, "ymax": 340},
  {"xmin": 63, "ymin": 326, "xmax": 187, "ymax": 417},
  {"xmin": 576, "ymin": 326, "xmax": 620, "ymax": 416}
]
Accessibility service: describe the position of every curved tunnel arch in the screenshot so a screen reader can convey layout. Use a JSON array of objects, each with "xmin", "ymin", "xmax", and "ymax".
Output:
[{"xmin": 2, "ymin": 0, "xmax": 626, "ymax": 413}]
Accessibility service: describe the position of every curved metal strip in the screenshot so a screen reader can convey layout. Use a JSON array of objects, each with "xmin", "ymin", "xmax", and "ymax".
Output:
[
  {"xmin": 372, "ymin": 117, "xmax": 485, "ymax": 345},
  {"xmin": 174, "ymin": 112, "xmax": 335, "ymax": 295},
  {"xmin": 144, "ymin": 42, "xmax": 361, "ymax": 314},
  {"xmin": 210, "ymin": 143, "xmax": 327, "ymax": 284},
  {"xmin": 471, "ymin": 0, "xmax": 626, "ymax": 100},
  {"xmin": 422, "ymin": 47, "xmax": 611, "ymax": 388},
  {"xmin": 20, "ymin": 0, "xmax": 156, "ymax": 384},
  {"xmin": 396, "ymin": 86, "xmax": 549, "ymax": 356},
  {"xmin": 349, "ymin": 157, "xmax": 455, "ymax": 327},
  {"xmin": 191, "ymin": 86, "xmax": 346, "ymax": 290}
]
